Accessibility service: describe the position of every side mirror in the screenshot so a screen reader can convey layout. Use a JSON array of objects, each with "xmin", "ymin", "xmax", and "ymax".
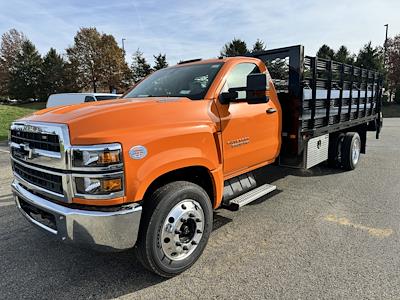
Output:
[
  {"xmin": 246, "ymin": 73, "xmax": 269, "ymax": 104},
  {"xmin": 219, "ymin": 90, "xmax": 238, "ymax": 104}
]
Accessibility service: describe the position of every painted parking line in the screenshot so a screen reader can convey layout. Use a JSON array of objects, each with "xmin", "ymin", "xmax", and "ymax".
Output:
[
  {"xmin": 0, "ymin": 201, "xmax": 15, "ymax": 207},
  {"xmin": 325, "ymin": 214, "xmax": 393, "ymax": 237},
  {"xmin": 0, "ymin": 149, "xmax": 9, "ymax": 153}
]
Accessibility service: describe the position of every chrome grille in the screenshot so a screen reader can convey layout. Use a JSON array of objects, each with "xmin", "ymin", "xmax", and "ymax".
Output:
[
  {"xmin": 9, "ymin": 122, "xmax": 70, "ymax": 171},
  {"xmin": 13, "ymin": 161, "xmax": 63, "ymax": 194},
  {"xmin": 10, "ymin": 129, "xmax": 60, "ymax": 152}
]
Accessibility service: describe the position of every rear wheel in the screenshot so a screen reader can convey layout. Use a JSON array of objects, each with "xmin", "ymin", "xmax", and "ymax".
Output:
[
  {"xmin": 135, "ymin": 181, "xmax": 213, "ymax": 277},
  {"xmin": 341, "ymin": 132, "xmax": 361, "ymax": 170}
]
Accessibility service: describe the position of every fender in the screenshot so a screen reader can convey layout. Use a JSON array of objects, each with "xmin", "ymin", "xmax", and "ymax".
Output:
[{"xmin": 129, "ymin": 147, "xmax": 224, "ymax": 207}]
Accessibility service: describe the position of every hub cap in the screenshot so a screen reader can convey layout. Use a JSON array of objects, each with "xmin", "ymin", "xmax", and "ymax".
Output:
[
  {"xmin": 161, "ymin": 199, "xmax": 204, "ymax": 261},
  {"xmin": 352, "ymin": 138, "xmax": 361, "ymax": 165}
]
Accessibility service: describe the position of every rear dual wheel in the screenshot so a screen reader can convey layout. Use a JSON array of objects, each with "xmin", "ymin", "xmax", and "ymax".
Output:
[
  {"xmin": 341, "ymin": 132, "xmax": 361, "ymax": 170},
  {"xmin": 135, "ymin": 181, "xmax": 213, "ymax": 278},
  {"xmin": 328, "ymin": 132, "xmax": 361, "ymax": 170}
]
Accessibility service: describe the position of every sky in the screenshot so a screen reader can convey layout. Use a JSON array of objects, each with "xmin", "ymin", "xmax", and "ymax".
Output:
[{"xmin": 0, "ymin": 0, "xmax": 399, "ymax": 65}]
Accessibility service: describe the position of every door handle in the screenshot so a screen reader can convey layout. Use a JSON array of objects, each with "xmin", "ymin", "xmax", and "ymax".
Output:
[{"xmin": 266, "ymin": 108, "xmax": 277, "ymax": 114}]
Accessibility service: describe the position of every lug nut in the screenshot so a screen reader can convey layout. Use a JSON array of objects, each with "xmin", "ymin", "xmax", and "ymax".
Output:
[
  {"xmin": 175, "ymin": 242, "xmax": 181, "ymax": 246},
  {"xmin": 181, "ymin": 204, "xmax": 186, "ymax": 209},
  {"xmin": 183, "ymin": 246, "xmax": 189, "ymax": 251}
]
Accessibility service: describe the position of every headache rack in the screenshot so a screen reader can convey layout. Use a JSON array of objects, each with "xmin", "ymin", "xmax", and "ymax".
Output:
[{"xmin": 249, "ymin": 45, "xmax": 383, "ymax": 167}]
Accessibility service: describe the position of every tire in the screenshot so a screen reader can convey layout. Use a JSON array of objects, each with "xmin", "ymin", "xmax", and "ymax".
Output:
[
  {"xmin": 327, "ymin": 133, "xmax": 345, "ymax": 168},
  {"xmin": 134, "ymin": 181, "xmax": 213, "ymax": 277},
  {"xmin": 341, "ymin": 132, "xmax": 361, "ymax": 170}
]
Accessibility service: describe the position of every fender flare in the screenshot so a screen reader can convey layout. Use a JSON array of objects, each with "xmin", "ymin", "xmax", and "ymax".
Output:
[{"xmin": 131, "ymin": 149, "xmax": 224, "ymax": 208}]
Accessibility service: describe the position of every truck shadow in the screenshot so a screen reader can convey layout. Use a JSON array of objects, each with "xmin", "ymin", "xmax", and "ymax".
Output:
[
  {"xmin": 1, "ymin": 164, "xmax": 341, "ymax": 298},
  {"xmin": 255, "ymin": 162, "xmax": 346, "ymax": 184},
  {"xmin": 1, "ymin": 206, "xmax": 233, "ymax": 299}
]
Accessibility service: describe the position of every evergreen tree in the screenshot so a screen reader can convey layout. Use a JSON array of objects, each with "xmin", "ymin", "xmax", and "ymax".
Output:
[
  {"xmin": 8, "ymin": 40, "xmax": 42, "ymax": 100},
  {"xmin": 153, "ymin": 53, "xmax": 168, "ymax": 70},
  {"xmin": 355, "ymin": 42, "xmax": 384, "ymax": 71},
  {"xmin": 252, "ymin": 39, "xmax": 266, "ymax": 53},
  {"xmin": 38, "ymin": 48, "xmax": 66, "ymax": 100},
  {"xmin": 334, "ymin": 45, "xmax": 355, "ymax": 64},
  {"xmin": 220, "ymin": 38, "xmax": 248, "ymax": 57},
  {"xmin": 131, "ymin": 49, "xmax": 152, "ymax": 83},
  {"xmin": 316, "ymin": 44, "xmax": 335, "ymax": 60}
]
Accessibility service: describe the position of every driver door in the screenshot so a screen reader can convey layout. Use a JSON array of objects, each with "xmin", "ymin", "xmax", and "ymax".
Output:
[{"xmin": 217, "ymin": 62, "xmax": 280, "ymax": 176}]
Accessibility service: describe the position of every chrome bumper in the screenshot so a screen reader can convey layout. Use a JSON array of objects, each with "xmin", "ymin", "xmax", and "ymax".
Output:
[{"xmin": 12, "ymin": 179, "xmax": 142, "ymax": 252}]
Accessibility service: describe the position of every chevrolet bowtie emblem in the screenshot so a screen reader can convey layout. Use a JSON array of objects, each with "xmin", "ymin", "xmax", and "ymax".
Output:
[{"xmin": 19, "ymin": 143, "xmax": 34, "ymax": 160}]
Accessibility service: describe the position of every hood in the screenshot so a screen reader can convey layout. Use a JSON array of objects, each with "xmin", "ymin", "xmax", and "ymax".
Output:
[{"xmin": 22, "ymin": 97, "xmax": 217, "ymax": 145}]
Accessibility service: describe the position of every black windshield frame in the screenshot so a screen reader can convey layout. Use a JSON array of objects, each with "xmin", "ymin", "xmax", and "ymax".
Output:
[{"xmin": 124, "ymin": 62, "xmax": 224, "ymax": 100}]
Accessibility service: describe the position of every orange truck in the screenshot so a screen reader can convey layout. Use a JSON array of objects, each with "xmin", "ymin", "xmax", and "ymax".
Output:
[{"xmin": 9, "ymin": 45, "xmax": 382, "ymax": 277}]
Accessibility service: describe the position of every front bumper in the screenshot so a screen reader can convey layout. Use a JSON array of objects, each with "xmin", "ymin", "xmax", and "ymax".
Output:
[{"xmin": 12, "ymin": 179, "xmax": 142, "ymax": 252}]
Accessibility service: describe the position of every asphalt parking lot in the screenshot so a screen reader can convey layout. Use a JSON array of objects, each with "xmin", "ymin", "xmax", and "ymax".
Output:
[{"xmin": 0, "ymin": 119, "xmax": 399, "ymax": 299}]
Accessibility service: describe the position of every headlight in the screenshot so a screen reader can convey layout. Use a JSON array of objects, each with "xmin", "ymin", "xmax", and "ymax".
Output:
[
  {"xmin": 72, "ymin": 143, "xmax": 122, "ymax": 169},
  {"xmin": 75, "ymin": 175, "xmax": 123, "ymax": 195}
]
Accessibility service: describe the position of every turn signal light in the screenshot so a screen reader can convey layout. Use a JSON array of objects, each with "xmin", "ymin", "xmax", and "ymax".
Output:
[
  {"xmin": 101, "ymin": 178, "xmax": 122, "ymax": 192},
  {"xmin": 98, "ymin": 151, "xmax": 120, "ymax": 164}
]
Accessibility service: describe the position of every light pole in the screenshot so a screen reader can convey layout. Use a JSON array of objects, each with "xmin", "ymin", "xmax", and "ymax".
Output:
[
  {"xmin": 122, "ymin": 38, "xmax": 126, "ymax": 52},
  {"xmin": 383, "ymin": 24, "xmax": 389, "ymax": 101},
  {"xmin": 384, "ymin": 24, "xmax": 389, "ymax": 64}
]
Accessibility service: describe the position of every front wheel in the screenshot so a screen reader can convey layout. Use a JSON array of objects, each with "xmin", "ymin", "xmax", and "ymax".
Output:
[{"xmin": 134, "ymin": 181, "xmax": 213, "ymax": 277}]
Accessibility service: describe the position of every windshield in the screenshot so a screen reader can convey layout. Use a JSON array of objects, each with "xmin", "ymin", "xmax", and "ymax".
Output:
[
  {"xmin": 95, "ymin": 95, "xmax": 120, "ymax": 101},
  {"xmin": 125, "ymin": 62, "xmax": 224, "ymax": 100}
]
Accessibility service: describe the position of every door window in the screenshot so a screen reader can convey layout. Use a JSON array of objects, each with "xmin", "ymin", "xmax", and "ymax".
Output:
[
  {"xmin": 222, "ymin": 63, "xmax": 260, "ymax": 99},
  {"xmin": 84, "ymin": 96, "xmax": 96, "ymax": 102}
]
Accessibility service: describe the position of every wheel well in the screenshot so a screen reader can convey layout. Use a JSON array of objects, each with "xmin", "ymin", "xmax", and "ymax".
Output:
[
  {"xmin": 330, "ymin": 124, "xmax": 367, "ymax": 154},
  {"xmin": 143, "ymin": 166, "xmax": 215, "ymax": 206}
]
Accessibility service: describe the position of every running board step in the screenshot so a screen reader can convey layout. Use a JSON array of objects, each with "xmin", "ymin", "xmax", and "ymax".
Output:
[{"xmin": 226, "ymin": 184, "xmax": 276, "ymax": 211}]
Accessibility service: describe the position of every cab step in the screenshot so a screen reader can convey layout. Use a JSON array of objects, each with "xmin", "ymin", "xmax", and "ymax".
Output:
[{"xmin": 226, "ymin": 183, "xmax": 276, "ymax": 211}]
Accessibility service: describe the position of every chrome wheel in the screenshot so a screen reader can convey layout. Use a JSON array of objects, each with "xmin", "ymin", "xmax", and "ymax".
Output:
[
  {"xmin": 352, "ymin": 137, "xmax": 361, "ymax": 165},
  {"xmin": 161, "ymin": 199, "xmax": 204, "ymax": 261}
]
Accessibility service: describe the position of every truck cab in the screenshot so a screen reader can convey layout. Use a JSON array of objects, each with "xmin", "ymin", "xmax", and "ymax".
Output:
[{"xmin": 9, "ymin": 48, "xmax": 382, "ymax": 277}]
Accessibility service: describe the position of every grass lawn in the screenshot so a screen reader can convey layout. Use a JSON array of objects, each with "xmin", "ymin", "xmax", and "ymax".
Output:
[
  {"xmin": 382, "ymin": 104, "xmax": 400, "ymax": 118},
  {"xmin": 0, "ymin": 102, "xmax": 46, "ymax": 141}
]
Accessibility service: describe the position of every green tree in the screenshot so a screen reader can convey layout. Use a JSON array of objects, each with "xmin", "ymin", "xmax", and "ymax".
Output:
[
  {"xmin": 220, "ymin": 38, "xmax": 248, "ymax": 57},
  {"xmin": 0, "ymin": 29, "xmax": 27, "ymax": 98},
  {"xmin": 66, "ymin": 27, "xmax": 103, "ymax": 92},
  {"xmin": 38, "ymin": 48, "xmax": 66, "ymax": 100},
  {"xmin": 131, "ymin": 49, "xmax": 152, "ymax": 83},
  {"xmin": 334, "ymin": 45, "xmax": 355, "ymax": 64},
  {"xmin": 355, "ymin": 42, "xmax": 384, "ymax": 71},
  {"xmin": 8, "ymin": 40, "xmax": 42, "ymax": 100},
  {"xmin": 62, "ymin": 61, "xmax": 81, "ymax": 93},
  {"xmin": 252, "ymin": 39, "xmax": 266, "ymax": 53},
  {"xmin": 99, "ymin": 34, "xmax": 131, "ymax": 92},
  {"xmin": 153, "ymin": 53, "xmax": 168, "ymax": 70},
  {"xmin": 316, "ymin": 44, "xmax": 335, "ymax": 60}
]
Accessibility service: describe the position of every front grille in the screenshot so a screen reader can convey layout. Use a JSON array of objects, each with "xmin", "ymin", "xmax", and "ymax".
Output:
[
  {"xmin": 14, "ymin": 162, "xmax": 63, "ymax": 195},
  {"xmin": 10, "ymin": 129, "xmax": 60, "ymax": 152}
]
